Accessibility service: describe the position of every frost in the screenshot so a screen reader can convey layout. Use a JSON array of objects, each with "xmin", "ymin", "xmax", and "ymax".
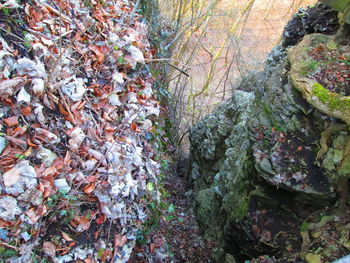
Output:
[
  {"xmin": 16, "ymin": 58, "xmax": 47, "ymax": 78},
  {"xmin": 62, "ymin": 77, "xmax": 86, "ymax": 101},
  {"xmin": 54, "ymin": 179, "xmax": 71, "ymax": 193},
  {"xmin": 0, "ymin": 196, "xmax": 22, "ymax": 221},
  {"xmin": 31, "ymin": 78, "xmax": 45, "ymax": 95},
  {"xmin": 127, "ymin": 45, "xmax": 145, "ymax": 64},
  {"xmin": 17, "ymin": 87, "xmax": 31, "ymax": 103},
  {"xmin": 68, "ymin": 127, "xmax": 86, "ymax": 151}
]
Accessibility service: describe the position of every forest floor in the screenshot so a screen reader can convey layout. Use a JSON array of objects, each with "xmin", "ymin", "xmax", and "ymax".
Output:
[{"xmin": 0, "ymin": 0, "xmax": 214, "ymax": 262}]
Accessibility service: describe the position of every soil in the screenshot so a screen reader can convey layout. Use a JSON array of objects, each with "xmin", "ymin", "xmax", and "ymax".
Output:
[{"xmin": 128, "ymin": 164, "xmax": 214, "ymax": 263}]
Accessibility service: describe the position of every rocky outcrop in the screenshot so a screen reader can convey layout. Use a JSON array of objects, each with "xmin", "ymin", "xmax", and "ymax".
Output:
[{"xmin": 189, "ymin": 4, "xmax": 347, "ymax": 262}]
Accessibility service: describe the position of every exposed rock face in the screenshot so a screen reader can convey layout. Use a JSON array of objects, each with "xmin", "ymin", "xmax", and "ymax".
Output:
[{"xmin": 189, "ymin": 4, "xmax": 346, "ymax": 262}]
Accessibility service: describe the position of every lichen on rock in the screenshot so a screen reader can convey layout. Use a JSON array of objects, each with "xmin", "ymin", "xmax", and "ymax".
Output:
[{"xmin": 189, "ymin": 8, "xmax": 349, "ymax": 261}]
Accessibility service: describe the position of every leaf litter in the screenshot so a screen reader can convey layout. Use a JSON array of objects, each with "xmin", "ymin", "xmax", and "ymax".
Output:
[{"xmin": 0, "ymin": 0, "xmax": 162, "ymax": 262}]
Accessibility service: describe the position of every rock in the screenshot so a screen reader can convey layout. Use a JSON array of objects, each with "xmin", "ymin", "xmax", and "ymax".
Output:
[
  {"xmin": 282, "ymin": 3, "xmax": 339, "ymax": 48},
  {"xmin": 0, "ymin": 196, "xmax": 22, "ymax": 221},
  {"xmin": 3, "ymin": 160, "xmax": 37, "ymax": 196},
  {"xmin": 189, "ymin": 29, "xmax": 342, "ymax": 262},
  {"xmin": 54, "ymin": 178, "xmax": 71, "ymax": 193},
  {"xmin": 3, "ymin": 165, "xmax": 21, "ymax": 187}
]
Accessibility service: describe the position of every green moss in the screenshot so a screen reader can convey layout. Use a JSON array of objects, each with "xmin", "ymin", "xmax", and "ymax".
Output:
[
  {"xmin": 300, "ymin": 60, "xmax": 319, "ymax": 75},
  {"xmin": 312, "ymin": 83, "xmax": 350, "ymax": 111}
]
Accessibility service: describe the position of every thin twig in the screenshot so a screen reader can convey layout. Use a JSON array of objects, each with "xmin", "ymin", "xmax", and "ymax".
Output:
[{"xmin": 0, "ymin": 241, "xmax": 18, "ymax": 251}]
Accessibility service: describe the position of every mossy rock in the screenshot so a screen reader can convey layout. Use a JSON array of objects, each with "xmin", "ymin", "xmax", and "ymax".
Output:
[{"xmin": 288, "ymin": 33, "xmax": 350, "ymax": 125}]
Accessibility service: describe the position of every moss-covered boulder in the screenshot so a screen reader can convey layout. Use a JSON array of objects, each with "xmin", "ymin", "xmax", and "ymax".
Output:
[{"xmin": 288, "ymin": 33, "xmax": 350, "ymax": 125}]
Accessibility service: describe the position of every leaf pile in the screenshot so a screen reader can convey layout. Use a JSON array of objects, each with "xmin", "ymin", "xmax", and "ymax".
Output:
[
  {"xmin": 307, "ymin": 42, "xmax": 350, "ymax": 96},
  {"xmin": 0, "ymin": 0, "xmax": 161, "ymax": 262}
]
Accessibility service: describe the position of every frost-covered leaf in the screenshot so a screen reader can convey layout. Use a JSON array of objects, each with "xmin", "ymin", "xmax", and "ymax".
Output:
[
  {"xmin": 127, "ymin": 45, "xmax": 145, "ymax": 64},
  {"xmin": 62, "ymin": 77, "xmax": 86, "ymax": 102},
  {"xmin": 43, "ymin": 241, "xmax": 56, "ymax": 258},
  {"xmin": 16, "ymin": 58, "xmax": 47, "ymax": 78},
  {"xmin": 31, "ymin": 78, "xmax": 45, "ymax": 95},
  {"xmin": 0, "ymin": 77, "xmax": 27, "ymax": 96},
  {"xmin": 3, "ymin": 166, "xmax": 21, "ymax": 187},
  {"xmin": 17, "ymin": 87, "xmax": 31, "ymax": 103}
]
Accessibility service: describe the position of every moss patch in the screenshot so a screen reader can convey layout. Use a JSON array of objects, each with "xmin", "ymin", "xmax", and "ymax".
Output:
[{"xmin": 312, "ymin": 83, "xmax": 350, "ymax": 111}]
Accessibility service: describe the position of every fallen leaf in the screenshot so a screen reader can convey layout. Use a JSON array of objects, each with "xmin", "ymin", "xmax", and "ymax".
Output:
[
  {"xmin": 306, "ymin": 253, "xmax": 321, "ymax": 263},
  {"xmin": 150, "ymin": 243, "xmax": 156, "ymax": 254},
  {"xmin": 43, "ymin": 241, "xmax": 56, "ymax": 258},
  {"xmin": 130, "ymin": 122, "xmax": 138, "ymax": 131},
  {"xmin": 61, "ymin": 231, "xmax": 74, "ymax": 242},
  {"xmin": 3, "ymin": 116, "xmax": 19, "ymax": 127},
  {"xmin": 84, "ymin": 183, "xmax": 95, "ymax": 194},
  {"xmin": 89, "ymin": 45, "xmax": 105, "ymax": 64},
  {"xmin": 21, "ymin": 105, "xmax": 32, "ymax": 116},
  {"xmin": 114, "ymin": 234, "xmax": 127, "ymax": 247},
  {"xmin": 26, "ymin": 208, "xmax": 41, "ymax": 223},
  {"xmin": 0, "ymin": 77, "xmax": 27, "ymax": 96},
  {"xmin": 3, "ymin": 167, "xmax": 21, "ymax": 187}
]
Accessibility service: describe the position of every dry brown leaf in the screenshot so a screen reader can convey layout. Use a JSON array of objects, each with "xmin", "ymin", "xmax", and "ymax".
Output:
[
  {"xmin": 130, "ymin": 122, "xmax": 138, "ymax": 131},
  {"xmin": 84, "ymin": 256, "xmax": 94, "ymax": 263},
  {"xmin": 25, "ymin": 208, "xmax": 41, "ymax": 224},
  {"xmin": 3, "ymin": 166, "xmax": 21, "ymax": 187},
  {"xmin": 84, "ymin": 183, "xmax": 95, "ymax": 194},
  {"xmin": 114, "ymin": 234, "xmax": 127, "ymax": 247},
  {"xmin": 3, "ymin": 116, "xmax": 19, "ymax": 127},
  {"xmin": 20, "ymin": 105, "xmax": 32, "ymax": 116},
  {"xmin": 88, "ymin": 45, "xmax": 105, "ymax": 64},
  {"xmin": 43, "ymin": 241, "xmax": 56, "ymax": 258},
  {"xmin": 61, "ymin": 231, "xmax": 74, "ymax": 242},
  {"xmin": 0, "ymin": 77, "xmax": 27, "ymax": 96}
]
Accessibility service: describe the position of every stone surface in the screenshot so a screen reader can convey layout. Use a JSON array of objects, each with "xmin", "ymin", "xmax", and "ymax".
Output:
[
  {"xmin": 189, "ymin": 7, "xmax": 345, "ymax": 260},
  {"xmin": 2, "ymin": 160, "xmax": 37, "ymax": 196},
  {"xmin": 282, "ymin": 4, "xmax": 339, "ymax": 47}
]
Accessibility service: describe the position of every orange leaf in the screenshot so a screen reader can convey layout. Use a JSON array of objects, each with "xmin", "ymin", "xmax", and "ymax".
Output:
[
  {"xmin": 27, "ymin": 138, "xmax": 37, "ymax": 147},
  {"xmin": 68, "ymin": 241, "xmax": 76, "ymax": 247},
  {"xmin": 4, "ymin": 116, "xmax": 19, "ymax": 127},
  {"xmin": 84, "ymin": 183, "xmax": 95, "ymax": 194},
  {"xmin": 130, "ymin": 123, "xmax": 137, "ymax": 131},
  {"xmin": 61, "ymin": 231, "xmax": 74, "ymax": 242},
  {"xmin": 88, "ymin": 45, "xmax": 105, "ymax": 64},
  {"xmin": 21, "ymin": 105, "xmax": 32, "ymax": 116},
  {"xmin": 59, "ymin": 103, "xmax": 69, "ymax": 116}
]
